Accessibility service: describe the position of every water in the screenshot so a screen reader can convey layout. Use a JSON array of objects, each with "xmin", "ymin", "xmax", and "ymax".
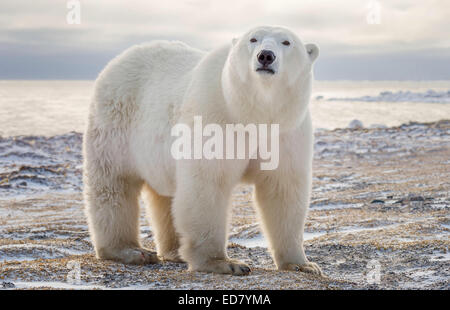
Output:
[
  {"xmin": 0, "ymin": 80, "xmax": 92, "ymax": 137},
  {"xmin": 0, "ymin": 80, "xmax": 449, "ymax": 137},
  {"xmin": 310, "ymin": 80, "xmax": 450, "ymax": 130}
]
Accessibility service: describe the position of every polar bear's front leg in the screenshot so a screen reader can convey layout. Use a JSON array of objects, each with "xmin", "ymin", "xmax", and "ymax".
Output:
[
  {"xmin": 172, "ymin": 161, "xmax": 251, "ymax": 275},
  {"xmin": 252, "ymin": 123, "xmax": 322, "ymax": 276},
  {"xmin": 254, "ymin": 178, "xmax": 322, "ymax": 276}
]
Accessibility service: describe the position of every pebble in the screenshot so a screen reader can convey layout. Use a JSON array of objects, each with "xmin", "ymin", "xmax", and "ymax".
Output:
[{"xmin": 371, "ymin": 199, "xmax": 385, "ymax": 204}]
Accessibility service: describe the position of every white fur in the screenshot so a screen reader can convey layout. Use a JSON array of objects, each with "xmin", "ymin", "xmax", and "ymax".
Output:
[{"xmin": 83, "ymin": 26, "xmax": 321, "ymax": 275}]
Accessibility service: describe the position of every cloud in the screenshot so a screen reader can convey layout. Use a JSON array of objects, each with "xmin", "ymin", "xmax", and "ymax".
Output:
[{"xmin": 0, "ymin": 0, "xmax": 449, "ymax": 79}]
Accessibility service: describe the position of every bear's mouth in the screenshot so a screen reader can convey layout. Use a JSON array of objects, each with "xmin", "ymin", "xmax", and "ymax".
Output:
[{"xmin": 256, "ymin": 67, "xmax": 275, "ymax": 75}]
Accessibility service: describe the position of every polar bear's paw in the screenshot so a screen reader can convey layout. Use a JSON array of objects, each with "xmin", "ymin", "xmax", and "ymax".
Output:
[
  {"xmin": 98, "ymin": 247, "xmax": 160, "ymax": 265},
  {"xmin": 192, "ymin": 259, "xmax": 251, "ymax": 276},
  {"xmin": 282, "ymin": 262, "xmax": 323, "ymax": 276},
  {"xmin": 160, "ymin": 251, "xmax": 185, "ymax": 263}
]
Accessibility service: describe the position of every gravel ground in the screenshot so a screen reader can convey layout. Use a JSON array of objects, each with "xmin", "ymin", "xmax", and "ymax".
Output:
[{"xmin": 0, "ymin": 120, "xmax": 449, "ymax": 289}]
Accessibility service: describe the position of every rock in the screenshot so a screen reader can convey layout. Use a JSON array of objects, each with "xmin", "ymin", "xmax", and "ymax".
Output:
[
  {"xmin": 2, "ymin": 281, "xmax": 15, "ymax": 288},
  {"xmin": 371, "ymin": 199, "xmax": 385, "ymax": 204},
  {"xmin": 410, "ymin": 196, "xmax": 425, "ymax": 202},
  {"xmin": 348, "ymin": 119, "xmax": 364, "ymax": 129}
]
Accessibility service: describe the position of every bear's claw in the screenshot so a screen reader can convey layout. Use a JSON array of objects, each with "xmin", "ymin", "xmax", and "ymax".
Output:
[
  {"xmin": 192, "ymin": 259, "xmax": 251, "ymax": 276},
  {"xmin": 283, "ymin": 262, "xmax": 323, "ymax": 276}
]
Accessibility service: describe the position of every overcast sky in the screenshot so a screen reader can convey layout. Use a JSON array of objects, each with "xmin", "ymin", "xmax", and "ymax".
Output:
[{"xmin": 0, "ymin": 0, "xmax": 449, "ymax": 80}]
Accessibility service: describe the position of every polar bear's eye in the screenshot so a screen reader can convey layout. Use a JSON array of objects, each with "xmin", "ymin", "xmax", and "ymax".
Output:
[
  {"xmin": 282, "ymin": 40, "xmax": 290, "ymax": 46},
  {"xmin": 250, "ymin": 38, "xmax": 257, "ymax": 43}
]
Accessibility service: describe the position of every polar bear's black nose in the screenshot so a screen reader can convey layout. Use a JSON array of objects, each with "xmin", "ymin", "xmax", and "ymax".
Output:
[{"xmin": 257, "ymin": 50, "xmax": 276, "ymax": 66}]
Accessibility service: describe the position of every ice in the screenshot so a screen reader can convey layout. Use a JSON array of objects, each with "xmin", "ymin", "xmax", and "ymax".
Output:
[
  {"xmin": 327, "ymin": 89, "xmax": 450, "ymax": 103},
  {"xmin": 12, "ymin": 281, "xmax": 105, "ymax": 290}
]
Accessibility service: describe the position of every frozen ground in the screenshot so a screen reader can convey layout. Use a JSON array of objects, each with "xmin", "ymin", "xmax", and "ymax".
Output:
[{"xmin": 0, "ymin": 120, "xmax": 449, "ymax": 289}]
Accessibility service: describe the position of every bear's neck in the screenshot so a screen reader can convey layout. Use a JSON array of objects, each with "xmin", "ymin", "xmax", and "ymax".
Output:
[{"xmin": 222, "ymin": 67, "xmax": 311, "ymax": 132}]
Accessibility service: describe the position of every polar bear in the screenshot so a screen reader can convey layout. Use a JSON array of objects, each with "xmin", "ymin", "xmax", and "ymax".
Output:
[{"xmin": 83, "ymin": 25, "xmax": 321, "ymax": 275}]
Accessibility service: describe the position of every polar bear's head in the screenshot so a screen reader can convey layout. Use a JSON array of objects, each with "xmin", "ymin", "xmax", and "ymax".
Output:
[{"xmin": 222, "ymin": 26, "xmax": 319, "ymax": 129}]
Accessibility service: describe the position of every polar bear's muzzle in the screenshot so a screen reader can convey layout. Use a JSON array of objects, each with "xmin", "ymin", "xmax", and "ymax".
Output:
[
  {"xmin": 256, "ymin": 67, "xmax": 275, "ymax": 74},
  {"xmin": 256, "ymin": 50, "xmax": 276, "ymax": 74}
]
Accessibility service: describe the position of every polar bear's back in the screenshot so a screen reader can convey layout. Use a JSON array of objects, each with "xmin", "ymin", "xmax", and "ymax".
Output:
[{"xmin": 91, "ymin": 41, "xmax": 205, "ymax": 127}]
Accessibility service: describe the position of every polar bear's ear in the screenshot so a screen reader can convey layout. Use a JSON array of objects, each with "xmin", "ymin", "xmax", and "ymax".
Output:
[
  {"xmin": 306, "ymin": 43, "xmax": 319, "ymax": 63},
  {"xmin": 232, "ymin": 37, "xmax": 239, "ymax": 46}
]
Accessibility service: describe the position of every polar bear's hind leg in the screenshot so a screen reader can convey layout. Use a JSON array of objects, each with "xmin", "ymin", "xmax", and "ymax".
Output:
[
  {"xmin": 142, "ymin": 184, "xmax": 183, "ymax": 262},
  {"xmin": 84, "ymin": 131, "xmax": 159, "ymax": 265}
]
